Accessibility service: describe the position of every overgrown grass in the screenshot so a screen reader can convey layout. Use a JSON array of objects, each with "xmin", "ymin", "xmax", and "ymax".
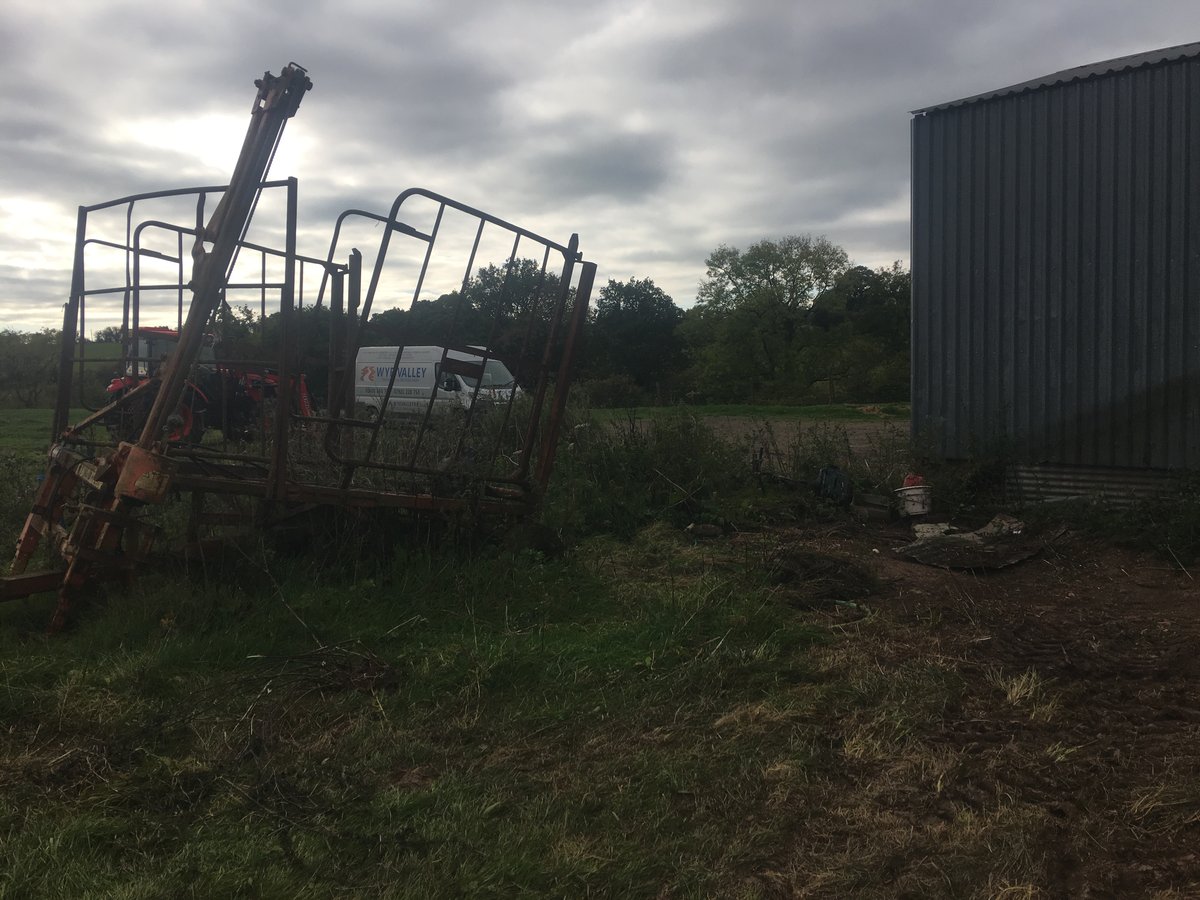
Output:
[
  {"xmin": 6, "ymin": 399, "xmax": 1200, "ymax": 895},
  {"xmin": 746, "ymin": 418, "xmax": 913, "ymax": 496},
  {"xmin": 0, "ymin": 527, "xmax": 835, "ymax": 897},
  {"xmin": 0, "ymin": 452, "xmax": 44, "ymax": 552},
  {"xmin": 543, "ymin": 413, "xmax": 760, "ymax": 540}
]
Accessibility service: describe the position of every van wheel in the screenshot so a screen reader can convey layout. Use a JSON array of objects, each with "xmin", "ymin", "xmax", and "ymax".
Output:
[{"xmin": 353, "ymin": 403, "xmax": 378, "ymax": 420}]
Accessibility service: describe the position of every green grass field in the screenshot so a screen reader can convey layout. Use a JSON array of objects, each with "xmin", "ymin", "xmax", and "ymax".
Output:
[{"xmin": 0, "ymin": 407, "xmax": 78, "ymax": 455}]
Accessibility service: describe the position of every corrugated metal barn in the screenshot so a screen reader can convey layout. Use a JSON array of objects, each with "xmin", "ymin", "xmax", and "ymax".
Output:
[{"xmin": 911, "ymin": 42, "xmax": 1200, "ymax": 475}]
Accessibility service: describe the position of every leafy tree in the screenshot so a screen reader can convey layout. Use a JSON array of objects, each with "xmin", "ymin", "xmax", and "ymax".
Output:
[
  {"xmin": 697, "ymin": 235, "xmax": 850, "ymax": 314},
  {"xmin": 462, "ymin": 258, "xmax": 561, "ymax": 325},
  {"xmin": 815, "ymin": 262, "xmax": 910, "ymax": 354},
  {"xmin": 684, "ymin": 241, "xmax": 909, "ymax": 404},
  {"xmin": 794, "ymin": 264, "xmax": 910, "ymax": 401},
  {"xmin": 684, "ymin": 235, "xmax": 850, "ymax": 400},
  {"xmin": 679, "ymin": 301, "xmax": 781, "ymax": 401},
  {"xmin": 585, "ymin": 278, "xmax": 683, "ymax": 393}
]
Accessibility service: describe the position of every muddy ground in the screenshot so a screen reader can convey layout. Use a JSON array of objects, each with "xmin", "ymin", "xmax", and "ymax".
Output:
[{"xmin": 746, "ymin": 519, "xmax": 1200, "ymax": 897}]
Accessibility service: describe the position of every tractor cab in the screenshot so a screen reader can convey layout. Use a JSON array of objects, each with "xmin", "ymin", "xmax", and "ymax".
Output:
[{"xmin": 130, "ymin": 327, "xmax": 216, "ymax": 377}]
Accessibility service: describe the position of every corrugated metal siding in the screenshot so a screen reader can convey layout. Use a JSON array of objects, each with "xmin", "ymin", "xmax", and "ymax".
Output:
[
  {"xmin": 1006, "ymin": 463, "xmax": 1175, "ymax": 507},
  {"xmin": 912, "ymin": 53, "xmax": 1200, "ymax": 470},
  {"xmin": 913, "ymin": 41, "xmax": 1200, "ymax": 114}
]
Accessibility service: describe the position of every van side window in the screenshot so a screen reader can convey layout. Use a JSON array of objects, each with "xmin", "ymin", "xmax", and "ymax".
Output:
[{"xmin": 437, "ymin": 366, "xmax": 457, "ymax": 392}]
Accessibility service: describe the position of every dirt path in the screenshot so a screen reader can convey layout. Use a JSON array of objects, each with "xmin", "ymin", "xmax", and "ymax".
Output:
[
  {"xmin": 699, "ymin": 415, "xmax": 908, "ymax": 460},
  {"xmin": 744, "ymin": 522, "xmax": 1200, "ymax": 896}
]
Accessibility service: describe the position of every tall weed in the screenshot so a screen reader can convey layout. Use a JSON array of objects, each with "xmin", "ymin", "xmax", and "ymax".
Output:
[
  {"xmin": 0, "ymin": 452, "xmax": 43, "ymax": 552},
  {"xmin": 543, "ymin": 413, "xmax": 743, "ymax": 540},
  {"xmin": 745, "ymin": 419, "xmax": 914, "ymax": 497}
]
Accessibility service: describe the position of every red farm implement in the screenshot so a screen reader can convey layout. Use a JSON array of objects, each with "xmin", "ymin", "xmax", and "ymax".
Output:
[{"xmin": 2, "ymin": 64, "xmax": 596, "ymax": 628}]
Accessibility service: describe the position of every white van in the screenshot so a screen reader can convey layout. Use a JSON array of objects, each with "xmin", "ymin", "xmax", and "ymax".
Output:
[{"xmin": 354, "ymin": 346, "xmax": 518, "ymax": 416}]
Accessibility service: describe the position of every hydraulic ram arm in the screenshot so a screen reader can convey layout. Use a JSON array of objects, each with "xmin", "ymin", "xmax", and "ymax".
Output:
[
  {"xmin": 137, "ymin": 64, "xmax": 312, "ymax": 449},
  {"xmin": 2, "ymin": 65, "xmax": 311, "ymax": 624}
]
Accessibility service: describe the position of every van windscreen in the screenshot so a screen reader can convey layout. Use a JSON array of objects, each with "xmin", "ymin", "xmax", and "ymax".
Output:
[{"xmin": 458, "ymin": 359, "xmax": 515, "ymax": 389}]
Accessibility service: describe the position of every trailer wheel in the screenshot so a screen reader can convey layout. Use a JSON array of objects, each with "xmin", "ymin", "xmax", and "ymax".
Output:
[{"xmin": 184, "ymin": 410, "xmax": 206, "ymax": 445}]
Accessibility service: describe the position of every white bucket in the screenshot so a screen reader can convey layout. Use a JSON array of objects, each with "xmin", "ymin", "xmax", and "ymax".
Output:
[{"xmin": 894, "ymin": 484, "xmax": 932, "ymax": 516}]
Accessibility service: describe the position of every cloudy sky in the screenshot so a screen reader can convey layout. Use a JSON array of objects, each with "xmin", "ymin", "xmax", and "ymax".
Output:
[{"xmin": 0, "ymin": 0, "xmax": 1194, "ymax": 331}]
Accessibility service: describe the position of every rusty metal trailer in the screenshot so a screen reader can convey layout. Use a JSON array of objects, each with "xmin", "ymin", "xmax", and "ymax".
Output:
[{"xmin": 2, "ymin": 64, "xmax": 597, "ymax": 628}]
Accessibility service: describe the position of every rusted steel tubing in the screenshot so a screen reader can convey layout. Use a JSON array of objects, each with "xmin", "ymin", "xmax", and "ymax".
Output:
[
  {"xmin": 10, "ymin": 457, "xmax": 81, "ymax": 575},
  {"xmin": 268, "ymin": 177, "xmax": 299, "ymax": 503},
  {"xmin": 484, "ymin": 244, "xmax": 553, "ymax": 479},
  {"xmin": 76, "ymin": 181, "xmax": 292, "ymax": 216},
  {"xmin": 53, "ymin": 208, "xmax": 88, "ymax": 440},
  {"xmin": 316, "ymin": 447, "xmax": 530, "ymax": 484},
  {"xmin": 61, "ymin": 378, "xmax": 159, "ymax": 436},
  {"xmin": 283, "ymin": 483, "xmax": 527, "ymax": 514},
  {"xmin": 167, "ymin": 475, "xmax": 528, "ymax": 516},
  {"xmin": 170, "ymin": 475, "xmax": 270, "ymax": 496},
  {"xmin": 537, "ymin": 260, "xmax": 596, "ymax": 491},
  {"xmin": 105, "ymin": 217, "xmax": 334, "ymax": 270},
  {"xmin": 0, "ymin": 572, "xmax": 69, "ymax": 602},
  {"xmin": 299, "ymin": 414, "xmax": 375, "ymax": 428},
  {"xmin": 136, "ymin": 66, "xmax": 310, "ymax": 452},
  {"xmin": 334, "ymin": 252, "xmax": 361, "ymax": 488},
  {"xmin": 519, "ymin": 233, "xmax": 580, "ymax": 475},
  {"xmin": 322, "ymin": 187, "xmax": 575, "ymax": 322}
]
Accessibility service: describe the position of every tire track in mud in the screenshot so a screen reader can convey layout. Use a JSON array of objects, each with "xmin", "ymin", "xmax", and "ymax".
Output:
[
  {"xmin": 916, "ymin": 540, "xmax": 1200, "ymax": 897},
  {"xmin": 777, "ymin": 525, "xmax": 1200, "ymax": 896}
]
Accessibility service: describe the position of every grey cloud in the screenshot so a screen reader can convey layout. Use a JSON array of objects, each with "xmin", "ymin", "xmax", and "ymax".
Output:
[
  {"xmin": 0, "ymin": 264, "xmax": 65, "ymax": 321},
  {"xmin": 523, "ymin": 131, "xmax": 673, "ymax": 203},
  {"xmin": 2, "ymin": 0, "xmax": 1198, "ymax": 327}
]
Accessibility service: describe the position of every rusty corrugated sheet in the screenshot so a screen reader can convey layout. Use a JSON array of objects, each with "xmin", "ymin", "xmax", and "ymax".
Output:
[
  {"xmin": 912, "ymin": 45, "xmax": 1200, "ymax": 470},
  {"xmin": 1006, "ymin": 463, "xmax": 1175, "ymax": 507}
]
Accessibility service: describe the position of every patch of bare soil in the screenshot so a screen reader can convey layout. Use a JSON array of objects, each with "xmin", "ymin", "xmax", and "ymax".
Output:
[
  {"xmin": 746, "ymin": 522, "xmax": 1200, "ymax": 898},
  {"xmin": 703, "ymin": 416, "xmax": 907, "ymax": 463}
]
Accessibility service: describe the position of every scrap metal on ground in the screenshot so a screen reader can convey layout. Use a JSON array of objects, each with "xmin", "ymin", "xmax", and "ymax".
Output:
[{"xmin": 898, "ymin": 515, "xmax": 1067, "ymax": 570}]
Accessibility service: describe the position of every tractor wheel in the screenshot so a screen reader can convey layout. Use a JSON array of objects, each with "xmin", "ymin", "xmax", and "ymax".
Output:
[{"xmin": 167, "ymin": 403, "xmax": 209, "ymax": 445}]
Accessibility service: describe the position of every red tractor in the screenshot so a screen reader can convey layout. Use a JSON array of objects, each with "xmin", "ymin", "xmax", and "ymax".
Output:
[{"xmin": 104, "ymin": 325, "xmax": 313, "ymax": 444}]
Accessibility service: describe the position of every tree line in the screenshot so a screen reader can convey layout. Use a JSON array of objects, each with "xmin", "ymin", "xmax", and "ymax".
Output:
[
  {"xmin": 585, "ymin": 236, "xmax": 910, "ymax": 406},
  {"xmin": 0, "ymin": 234, "xmax": 909, "ymax": 409}
]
